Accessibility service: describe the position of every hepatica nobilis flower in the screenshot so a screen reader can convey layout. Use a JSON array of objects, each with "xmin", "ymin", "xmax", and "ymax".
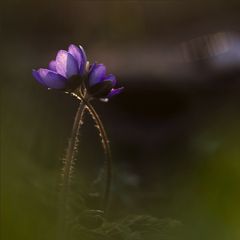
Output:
[
  {"xmin": 32, "ymin": 44, "xmax": 123, "ymax": 101},
  {"xmin": 33, "ymin": 44, "xmax": 122, "ymax": 222},
  {"xmin": 86, "ymin": 63, "xmax": 123, "ymax": 101},
  {"xmin": 33, "ymin": 44, "xmax": 87, "ymax": 91}
]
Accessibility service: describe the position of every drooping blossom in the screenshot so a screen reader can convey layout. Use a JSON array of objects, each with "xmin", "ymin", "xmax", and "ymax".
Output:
[{"xmin": 86, "ymin": 63, "xmax": 123, "ymax": 100}]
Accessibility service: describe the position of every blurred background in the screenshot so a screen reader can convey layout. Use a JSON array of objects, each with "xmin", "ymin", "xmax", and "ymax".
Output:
[{"xmin": 2, "ymin": 1, "xmax": 240, "ymax": 239}]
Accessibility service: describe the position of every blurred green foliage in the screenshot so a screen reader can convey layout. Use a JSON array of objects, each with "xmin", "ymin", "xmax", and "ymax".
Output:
[{"xmin": 2, "ymin": 1, "xmax": 240, "ymax": 240}]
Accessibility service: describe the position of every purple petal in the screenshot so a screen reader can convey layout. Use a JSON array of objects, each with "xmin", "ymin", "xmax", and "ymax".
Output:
[
  {"xmin": 107, "ymin": 87, "xmax": 124, "ymax": 98},
  {"xmin": 104, "ymin": 74, "xmax": 116, "ymax": 87},
  {"xmin": 37, "ymin": 68, "xmax": 67, "ymax": 89},
  {"xmin": 78, "ymin": 45, "xmax": 87, "ymax": 62},
  {"xmin": 68, "ymin": 44, "xmax": 87, "ymax": 75},
  {"xmin": 55, "ymin": 50, "xmax": 79, "ymax": 78},
  {"xmin": 32, "ymin": 69, "xmax": 46, "ymax": 86},
  {"xmin": 78, "ymin": 45, "xmax": 87, "ymax": 72},
  {"xmin": 88, "ymin": 64, "xmax": 106, "ymax": 87},
  {"xmin": 48, "ymin": 60, "xmax": 56, "ymax": 71}
]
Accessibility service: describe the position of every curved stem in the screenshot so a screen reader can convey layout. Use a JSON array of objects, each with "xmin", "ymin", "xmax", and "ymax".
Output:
[
  {"xmin": 87, "ymin": 102, "xmax": 112, "ymax": 212},
  {"xmin": 77, "ymin": 94, "xmax": 112, "ymax": 213},
  {"xmin": 58, "ymin": 100, "xmax": 86, "ymax": 239}
]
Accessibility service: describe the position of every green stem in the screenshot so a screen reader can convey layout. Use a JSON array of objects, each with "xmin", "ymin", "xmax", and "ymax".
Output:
[
  {"xmin": 58, "ymin": 100, "xmax": 86, "ymax": 239},
  {"xmin": 77, "ymin": 94, "xmax": 112, "ymax": 213}
]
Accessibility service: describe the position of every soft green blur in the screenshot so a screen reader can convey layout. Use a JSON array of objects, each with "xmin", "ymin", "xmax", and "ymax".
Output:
[{"xmin": 2, "ymin": 1, "xmax": 240, "ymax": 239}]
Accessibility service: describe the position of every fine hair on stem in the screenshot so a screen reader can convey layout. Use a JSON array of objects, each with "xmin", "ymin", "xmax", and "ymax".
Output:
[
  {"xmin": 76, "ymin": 92, "xmax": 113, "ymax": 213},
  {"xmin": 58, "ymin": 99, "xmax": 86, "ymax": 239}
]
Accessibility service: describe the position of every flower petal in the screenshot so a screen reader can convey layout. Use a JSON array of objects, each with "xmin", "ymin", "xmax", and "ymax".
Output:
[
  {"xmin": 32, "ymin": 69, "xmax": 46, "ymax": 86},
  {"xmin": 37, "ymin": 68, "xmax": 67, "ymax": 89},
  {"xmin": 68, "ymin": 44, "xmax": 87, "ymax": 75},
  {"xmin": 79, "ymin": 45, "xmax": 87, "ymax": 73},
  {"xmin": 48, "ymin": 60, "xmax": 56, "ymax": 71},
  {"xmin": 104, "ymin": 74, "xmax": 116, "ymax": 87},
  {"xmin": 55, "ymin": 50, "xmax": 79, "ymax": 78},
  {"xmin": 107, "ymin": 87, "xmax": 124, "ymax": 98},
  {"xmin": 88, "ymin": 64, "xmax": 106, "ymax": 87}
]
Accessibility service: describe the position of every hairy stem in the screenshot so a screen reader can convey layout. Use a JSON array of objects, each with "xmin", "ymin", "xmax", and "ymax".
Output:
[
  {"xmin": 77, "ymin": 95, "xmax": 112, "ymax": 213},
  {"xmin": 58, "ymin": 100, "xmax": 86, "ymax": 238}
]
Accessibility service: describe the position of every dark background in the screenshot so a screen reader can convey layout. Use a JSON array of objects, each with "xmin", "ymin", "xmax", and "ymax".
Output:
[{"xmin": 2, "ymin": 1, "xmax": 240, "ymax": 239}]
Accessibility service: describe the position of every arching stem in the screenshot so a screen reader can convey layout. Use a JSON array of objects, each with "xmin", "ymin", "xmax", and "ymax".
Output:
[
  {"xmin": 76, "ymin": 93, "xmax": 112, "ymax": 213},
  {"xmin": 58, "ymin": 99, "xmax": 86, "ymax": 239}
]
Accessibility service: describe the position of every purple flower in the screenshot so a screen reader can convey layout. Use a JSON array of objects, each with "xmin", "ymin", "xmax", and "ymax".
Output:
[
  {"xmin": 33, "ymin": 44, "xmax": 123, "ymax": 100},
  {"xmin": 32, "ymin": 44, "xmax": 87, "ymax": 90},
  {"xmin": 86, "ymin": 63, "xmax": 123, "ymax": 100}
]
